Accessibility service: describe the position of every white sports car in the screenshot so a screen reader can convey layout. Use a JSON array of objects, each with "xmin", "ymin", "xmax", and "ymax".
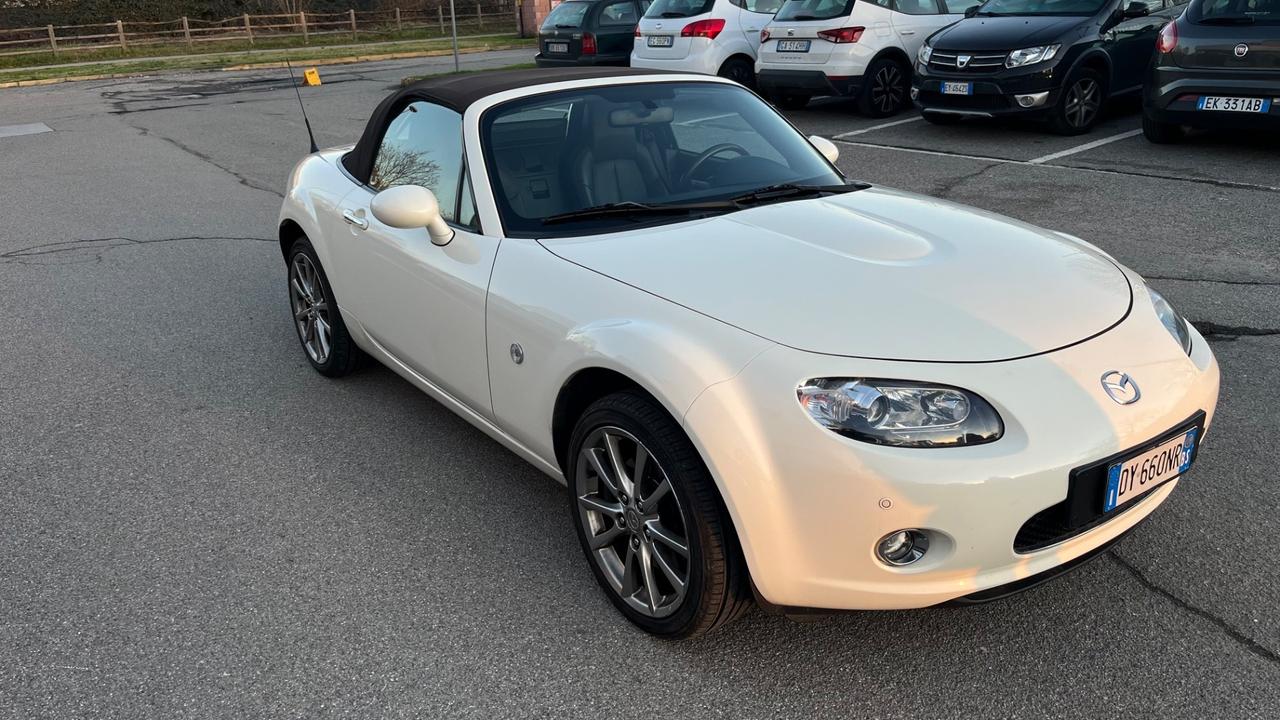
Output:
[{"xmin": 277, "ymin": 67, "xmax": 1220, "ymax": 637}]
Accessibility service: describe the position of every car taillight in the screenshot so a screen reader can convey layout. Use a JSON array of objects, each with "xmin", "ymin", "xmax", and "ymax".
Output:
[
  {"xmin": 817, "ymin": 26, "xmax": 864, "ymax": 44},
  {"xmin": 635, "ymin": 27, "xmax": 641, "ymax": 38},
  {"xmin": 582, "ymin": 32, "xmax": 596, "ymax": 55},
  {"xmin": 681, "ymin": 18, "xmax": 725, "ymax": 39},
  {"xmin": 1156, "ymin": 21, "xmax": 1177, "ymax": 54},
  {"xmin": 760, "ymin": 27, "xmax": 771, "ymax": 43}
]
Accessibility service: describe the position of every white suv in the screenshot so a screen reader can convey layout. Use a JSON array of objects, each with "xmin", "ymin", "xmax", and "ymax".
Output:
[
  {"xmin": 756, "ymin": 0, "xmax": 972, "ymax": 115},
  {"xmin": 632, "ymin": 0, "xmax": 785, "ymax": 86}
]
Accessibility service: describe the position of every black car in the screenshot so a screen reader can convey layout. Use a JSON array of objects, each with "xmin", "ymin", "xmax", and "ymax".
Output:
[
  {"xmin": 1143, "ymin": 0, "xmax": 1280, "ymax": 142},
  {"xmin": 535, "ymin": 0, "xmax": 649, "ymax": 67},
  {"xmin": 912, "ymin": 0, "xmax": 1189, "ymax": 134}
]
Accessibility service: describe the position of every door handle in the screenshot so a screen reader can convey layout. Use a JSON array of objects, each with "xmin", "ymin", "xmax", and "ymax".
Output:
[
  {"xmin": 342, "ymin": 209, "xmax": 369, "ymax": 230},
  {"xmin": 900, "ymin": 30, "xmax": 916, "ymax": 35}
]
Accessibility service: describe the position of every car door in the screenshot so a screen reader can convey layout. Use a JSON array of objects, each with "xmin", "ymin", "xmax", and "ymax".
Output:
[
  {"xmin": 596, "ymin": 0, "xmax": 644, "ymax": 58},
  {"xmin": 333, "ymin": 99, "xmax": 500, "ymax": 415},
  {"xmin": 737, "ymin": 0, "xmax": 784, "ymax": 52},
  {"xmin": 1104, "ymin": 0, "xmax": 1168, "ymax": 92},
  {"xmin": 889, "ymin": 0, "xmax": 958, "ymax": 56}
]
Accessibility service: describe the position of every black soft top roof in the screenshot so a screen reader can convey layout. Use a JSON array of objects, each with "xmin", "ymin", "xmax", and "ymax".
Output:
[{"xmin": 342, "ymin": 67, "xmax": 685, "ymax": 183}]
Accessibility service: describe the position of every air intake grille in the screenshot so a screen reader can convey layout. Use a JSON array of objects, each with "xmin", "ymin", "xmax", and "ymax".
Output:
[{"xmin": 929, "ymin": 51, "xmax": 1007, "ymax": 73}]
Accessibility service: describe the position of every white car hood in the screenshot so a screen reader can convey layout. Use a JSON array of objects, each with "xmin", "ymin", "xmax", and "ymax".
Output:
[{"xmin": 538, "ymin": 187, "xmax": 1132, "ymax": 363}]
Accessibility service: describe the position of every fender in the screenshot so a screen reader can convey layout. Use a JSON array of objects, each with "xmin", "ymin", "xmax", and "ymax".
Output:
[{"xmin": 1062, "ymin": 47, "xmax": 1114, "ymax": 89}]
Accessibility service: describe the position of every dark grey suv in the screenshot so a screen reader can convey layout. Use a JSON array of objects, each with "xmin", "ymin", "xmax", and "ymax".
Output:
[{"xmin": 1142, "ymin": 0, "xmax": 1280, "ymax": 142}]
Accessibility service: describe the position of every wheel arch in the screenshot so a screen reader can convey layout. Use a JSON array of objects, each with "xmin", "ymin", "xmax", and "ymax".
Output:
[
  {"xmin": 552, "ymin": 367, "xmax": 671, "ymax": 475},
  {"xmin": 868, "ymin": 46, "xmax": 913, "ymax": 74},
  {"xmin": 1068, "ymin": 50, "xmax": 1113, "ymax": 92},
  {"xmin": 279, "ymin": 218, "xmax": 306, "ymax": 262}
]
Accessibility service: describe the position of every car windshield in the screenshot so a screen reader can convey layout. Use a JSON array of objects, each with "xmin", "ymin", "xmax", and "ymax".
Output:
[
  {"xmin": 774, "ymin": 0, "xmax": 857, "ymax": 22},
  {"xmin": 1190, "ymin": 0, "xmax": 1280, "ymax": 23},
  {"xmin": 542, "ymin": 0, "xmax": 591, "ymax": 28},
  {"xmin": 644, "ymin": 0, "xmax": 717, "ymax": 17},
  {"xmin": 482, "ymin": 82, "xmax": 845, "ymax": 237},
  {"xmin": 972, "ymin": 0, "xmax": 1108, "ymax": 15}
]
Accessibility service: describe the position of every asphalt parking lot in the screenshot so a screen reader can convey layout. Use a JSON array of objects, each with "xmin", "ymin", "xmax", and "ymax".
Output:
[{"xmin": 2, "ymin": 49, "xmax": 1278, "ymax": 718}]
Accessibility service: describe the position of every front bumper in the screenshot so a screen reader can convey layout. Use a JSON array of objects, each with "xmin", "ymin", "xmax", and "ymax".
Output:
[
  {"xmin": 683, "ymin": 273, "xmax": 1220, "ymax": 610},
  {"xmin": 1145, "ymin": 65, "xmax": 1280, "ymax": 130},
  {"xmin": 757, "ymin": 69, "xmax": 860, "ymax": 98},
  {"xmin": 912, "ymin": 60, "xmax": 1062, "ymax": 118}
]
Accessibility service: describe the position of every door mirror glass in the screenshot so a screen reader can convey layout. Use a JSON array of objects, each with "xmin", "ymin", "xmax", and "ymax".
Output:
[
  {"xmin": 1123, "ymin": 1, "xmax": 1150, "ymax": 16},
  {"xmin": 808, "ymin": 135, "xmax": 840, "ymax": 164},
  {"xmin": 370, "ymin": 185, "xmax": 455, "ymax": 246},
  {"xmin": 965, "ymin": 5, "xmax": 979, "ymax": 17}
]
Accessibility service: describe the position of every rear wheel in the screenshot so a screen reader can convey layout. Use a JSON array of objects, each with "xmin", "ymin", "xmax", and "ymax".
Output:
[
  {"xmin": 568, "ymin": 391, "xmax": 752, "ymax": 638},
  {"xmin": 717, "ymin": 56, "xmax": 755, "ymax": 89},
  {"xmin": 1142, "ymin": 111, "xmax": 1184, "ymax": 144},
  {"xmin": 858, "ymin": 58, "xmax": 910, "ymax": 118},
  {"xmin": 287, "ymin": 237, "xmax": 363, "ymax": 377},
  {"xmin": 1049, "ymin": 69, "xmax": 1105, "ymax": 135}
]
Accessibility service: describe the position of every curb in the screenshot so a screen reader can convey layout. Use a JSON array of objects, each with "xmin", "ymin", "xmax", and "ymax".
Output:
[
  {"xmin": 0, "ymin": 72, "xmax": 146, "ymax": 88},
  {"xmin": 220, "ymin": 44, "xmax": 511, "ymax": 71}
]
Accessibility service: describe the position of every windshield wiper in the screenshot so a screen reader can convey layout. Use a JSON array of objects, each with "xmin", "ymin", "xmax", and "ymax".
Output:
[
  {"xmin": 542, "ymin": 200, "xmax": 735, "ymax": 225},
  {"xmin": 660, "ymin": 11, "xmax": 688, "ymax": 17},
  {"xmin": 729, "ymin": 182, "xmax": 868, "ymax": 206},
  {"xmin": 972, "ymin": 11, "xmax": 1006, "ymax": 16},
  {"xmin": 1199, "ymin": 14, "xmax": 1255, "ymax": 24}
]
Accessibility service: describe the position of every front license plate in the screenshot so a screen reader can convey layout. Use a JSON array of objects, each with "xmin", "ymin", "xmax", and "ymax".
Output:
[
  {"xmin": 942, "ymin": 81, "xmax": 973, "ymax": 96},
  {"xmin": 1103, "ymin": 428, "xmax": 1198, "ymax": 512},
  {"xmin": 546, "ymin": 41, "xmax": 568, "ymax": 54},
  {"xmin": 776, "ymin": 40, "xmax": 811, "ymax": 53},
  {"xmin": 647, "ymin": 35, "xmax": 673, "ymax": 47},
  {"xmin": 1197, "ymin": 96, "xmax": 1270, "ymax": 113}
]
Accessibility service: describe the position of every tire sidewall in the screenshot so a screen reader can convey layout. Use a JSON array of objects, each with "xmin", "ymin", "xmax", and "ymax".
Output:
[
  {"xmin": 566, "ymin": 398, "xmax": 715, "ymax": 637},
  {"xmin": 860, "ymin": 58, "xmax": 909, "ymax": 118},
  {"xmin": 1051, "ymin": 68, "xmax": 1105, "ymax": 135},
  {"xmin": 288, "ymin": 238, "xmax": 355, "ymax": 376}
]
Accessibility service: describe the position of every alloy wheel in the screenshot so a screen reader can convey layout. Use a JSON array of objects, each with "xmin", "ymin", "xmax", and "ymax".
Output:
[
  {"xmin": 288, "ymin": 253, "xmax": 332, "ymax": 364},
  {"xmin": 1064, "ymin": 78, "xmax": 1100, "ymax": 129},
  {"xmin": 871, "ymin": 65, "xmax": 905, "ymax": 114},
  {"xmin": 575, "ymin": 426, "xmax": 691, "ymax": 618}
]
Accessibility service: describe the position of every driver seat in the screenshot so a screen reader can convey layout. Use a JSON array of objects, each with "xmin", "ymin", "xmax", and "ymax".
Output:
[{"xmin": 571, "ymin": 103, "xmax": 670, "ymax": 207}]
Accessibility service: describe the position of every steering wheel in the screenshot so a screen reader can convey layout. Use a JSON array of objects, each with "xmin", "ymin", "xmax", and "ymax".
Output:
[{"xmin": 676, "ymin": 143, "xmax": 750, "ymax": 188}]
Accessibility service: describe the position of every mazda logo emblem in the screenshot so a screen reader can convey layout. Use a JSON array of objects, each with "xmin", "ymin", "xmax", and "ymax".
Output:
[
  {"xmin": 1101, "ymin": 371, "xmax": 1141, "ymax": 405},
  {"xmin": 1235, "ymin": 43, "xmax": 1249, "ymax": 58}
]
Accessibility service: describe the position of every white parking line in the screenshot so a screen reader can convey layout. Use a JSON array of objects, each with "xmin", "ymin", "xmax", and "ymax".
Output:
[
  {"xmin": 833, "ymin": 116, "xmax": 923, "ymax": 139},
  {"xmin": 832, "ymin": 138, "xmax": 1280, "ymax": 193},
  {"xmin": 1027, "ymin": 129, "xmax": 1143, "ymax": 164}
]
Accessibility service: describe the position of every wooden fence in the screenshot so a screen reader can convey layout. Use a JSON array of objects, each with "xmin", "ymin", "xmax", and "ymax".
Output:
[{"xmin": 0, "ymin": 4, "xmax": 520, "ymax": 59}]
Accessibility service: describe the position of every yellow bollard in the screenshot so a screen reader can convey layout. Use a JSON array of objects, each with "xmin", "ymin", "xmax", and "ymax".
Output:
[{"xmin": 303, "ymin": 67, "xmax": 321, "ymax": 86}]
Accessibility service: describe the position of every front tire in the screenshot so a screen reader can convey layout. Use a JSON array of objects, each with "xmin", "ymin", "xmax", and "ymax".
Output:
[
  {"xmin": 568, "ymin": 391, "xmax": 752, "ymax": 638},
  {"xmin": 1049, "ymin": 69, "xmax": 1105, "ymax": 135},
  {"xmin": 287, "ymin": 237, "xmax": 363, "ymax": 377}
]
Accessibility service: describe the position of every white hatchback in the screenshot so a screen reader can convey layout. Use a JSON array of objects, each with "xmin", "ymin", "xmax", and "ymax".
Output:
[
  {"xmin": 631, "ymin": 0, "xmax": 784, "ymax": 85},
  {"xmin": 757, "ymin": 0, "xmax": 973, "ymax": 115}
]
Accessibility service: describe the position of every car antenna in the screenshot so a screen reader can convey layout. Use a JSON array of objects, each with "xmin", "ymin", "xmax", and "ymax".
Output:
[{"xmin": 285, "ymin": 60, "xmax": 319, "ymax": 154}]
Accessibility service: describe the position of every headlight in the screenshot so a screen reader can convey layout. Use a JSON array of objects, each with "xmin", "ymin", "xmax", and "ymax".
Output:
[
  {"xmin": 917, "ymin": 43, "xmax": 933, "ymax": 65},
  {"xmin": 1147, "ymin": 286, "xmax": 1193, "ymax": 355},
  {"xmin": 1005, "ymin": 44, "xmax": 1061, "ymax": 69},
  {"xmin": 797, "ymin": 378, "xmax": 1003, "ymax": 448}
]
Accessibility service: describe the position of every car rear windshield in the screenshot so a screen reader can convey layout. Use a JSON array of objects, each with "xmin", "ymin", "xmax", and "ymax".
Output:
[
  {"xmin": 774, "ymin": 0, "xmax": 857, "ymax": 21},
  {"xmin": 969, "ymin": 0, "xmax": 1108, "ymax": 15},
  {"xmin": 644, "ymin": 0, "xmax": 717, "ymax": 18},
  {"xmin": 1190, "ymin": 0, "xmax": 1280, "ymax": 24},
  {"xmin": 542, "ymin": 0, "xmax": 591, "ymax": 29}
]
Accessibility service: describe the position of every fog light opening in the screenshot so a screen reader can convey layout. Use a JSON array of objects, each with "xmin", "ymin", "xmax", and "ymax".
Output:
[
  {"xmin": 876, "ymin": 529, "xmax": 930, "ymax": 566},
  {"xmin": 1015, "ymin": 91, "xmax": 1049, "ymax": 108}
]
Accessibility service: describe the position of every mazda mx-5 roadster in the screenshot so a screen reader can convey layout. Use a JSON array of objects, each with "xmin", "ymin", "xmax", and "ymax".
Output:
[{"xmin": 276, "ymin": 67, "xmax": 1219, "ymax": 637}]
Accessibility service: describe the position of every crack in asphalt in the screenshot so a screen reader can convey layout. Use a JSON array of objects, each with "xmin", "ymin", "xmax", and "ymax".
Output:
[
  {"xmin": 0, "ymin": 235, "xmax": 272, "ymax": 266},
  {"xmin": 1145, "ymin": 274, "xmax": 1280, "ymax": 287},
  {"xmin": 930, "ymin": 163, "xmax": 1001, "ymax": 199},
  {"xmin": 1108, "ymin": 551, "xmax": 1280, "ymax": 667},
  {"xmin": 1190, "ymin": 321, "xmax": 1280, "ymax": 342},
  {"xmin": 126, "ymin": 123, "xmax": 283, "ymax": 198}
]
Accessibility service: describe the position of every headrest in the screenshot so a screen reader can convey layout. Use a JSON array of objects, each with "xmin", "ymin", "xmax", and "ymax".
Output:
[{"xmin": 608, "ymin": 105, "xmax": 675, "ymax": 127}]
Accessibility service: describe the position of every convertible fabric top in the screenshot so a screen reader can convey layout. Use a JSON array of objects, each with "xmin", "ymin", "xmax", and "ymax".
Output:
[{"xmin": 342, "ymin": 67, "xmax": 682, "ymax": 184}]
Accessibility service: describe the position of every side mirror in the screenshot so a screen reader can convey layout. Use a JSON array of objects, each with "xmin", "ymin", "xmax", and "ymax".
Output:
[
  {"xmin": 965, "ymin": 5, "xmax": 979, "ymax": 18},
  {"xmin": 808, "ymin": 135, "xmax": 839, "ymax": 164},
  {"xmin": 1123, "ymin": 1, "xmax": 1150, "ymax": 17},
  {"xmin": 370, "ymin": 184, "xmax": 454, "ymax": 246}
]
